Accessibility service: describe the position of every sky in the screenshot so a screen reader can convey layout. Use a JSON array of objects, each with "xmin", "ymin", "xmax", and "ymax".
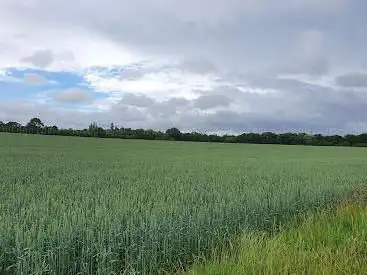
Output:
[{"xmin": 1, "ymin": 0, "xmax": 367, "ymax": 134}]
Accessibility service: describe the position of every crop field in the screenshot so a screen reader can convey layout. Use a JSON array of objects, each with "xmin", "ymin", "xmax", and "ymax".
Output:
[{"xmin": 1, "ymin": 133, "xmax": 367, "ymax": 274}]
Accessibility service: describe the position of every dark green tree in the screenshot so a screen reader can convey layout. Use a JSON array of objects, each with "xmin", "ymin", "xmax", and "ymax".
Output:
[
  {"xmin": 5, "ymin": 121, "xmax": 22, "ymax": 133},
  {"xmin": 26, "ymin": 118, "xmax": 44, "ymax": 134},
  {"xmin": 166, "ymin": 127, "xmax": 182, "ymax": 141},
  {"xmin": 88, "ymin": 122, "xmax": 106, "ymax": 137}
]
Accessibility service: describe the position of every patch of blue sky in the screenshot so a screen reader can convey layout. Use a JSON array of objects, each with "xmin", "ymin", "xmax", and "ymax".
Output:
[
  {"xmin": 0, "ymin": 78, "xmax": 44, "ymax": 101},
  {"xmin": 6, "ymin": 67, "xmax": 85, "ymax": 88},
  {"xmin": 0, "ymin": 68, "xmax": 109, "ymax": 103}
]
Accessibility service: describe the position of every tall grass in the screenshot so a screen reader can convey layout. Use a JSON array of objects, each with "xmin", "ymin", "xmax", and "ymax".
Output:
[
  {"xmin": 189, "ymin": 190, "xmax": 367, "ymax": 275},
  {"xmin": 1, "ymin": 133, "xmax": 367, "ymax": 274}
]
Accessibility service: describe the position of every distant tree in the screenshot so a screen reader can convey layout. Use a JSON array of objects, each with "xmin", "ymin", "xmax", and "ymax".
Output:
[
  {"xmin": 27, "ymin": 118, "xmax": 44, "ymax": 128},
  {"xmin": 43, "ymin": 125, "xmax": 59, "ymax": 135},
  {"xmin": 26, "ymin": 117, "xmax": 44, "ymax": 134},
  {"xmin": 356, "ymin": 133, "xmax": 367, "ymax": 145},
  {"xmin": 3, "ymin": 116, "xmax": 367, "ymax": 148},
  {"xmin": 261, "ymin": 132, "xmax": 279, "ymax": 144},
  {"xmin": 302, "ymin": 134, "xmax": 314, "ymax": 145},
  {"xmin": 89, "ymin": 122, "xmax": 99, "ymax": 137},
  {"xmin": 145, "ymin": 129, "xmax": 157, "ymax": 140},
  {"xmin": 237, "ymin": 133, "xmax": 262, "ymax": 144},
  {"xmin": 166, "ymin": 127, "xmax": 182, "ymax": 141},
  {"xmin": 324, "ymin": 135, "xmax": 344, "ymax": 146},
  {"xmin": 88, "ymin": 122, "xmax": 106, "ymax": 137},
  {"xmin": 6, "ymin": 121, "xmax": 21, "ymax": 128},
  {"xmin": 312, "ymin": 134, "xmax": 324, "ymax": 146},
  {"xmin": 223, "ymin": 135, "xmax": 236, "ymax": 143},
  {"xmin": 5, "ymin": 121, "xmax": 22, "ymax": 133},
  {"xmin": 278, "ymin": 133, "xmax": 296, "ymax": 145},
  {"xmin": 107, "ymin": 123, "xmax": 116, "ymax": 137},
  {"xmin": 208, "ymin": 134, "xmax": 223, "ymax": 142}
]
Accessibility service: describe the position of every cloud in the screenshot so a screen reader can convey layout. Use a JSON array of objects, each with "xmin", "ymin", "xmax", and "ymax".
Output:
[
  {"xmin": 120, "ymin": 93, "xmax": 155, "ymax": 107},
  {"xmin": 21, "ymin": 50, "xmax": 54, "ymax": 68},
  {"xmin": 84, "ymin": 65, "xmax": 218, "ymax": 102},
  {"xmin": 335, "ymin": 73, "xmax": 367, "ymax": 88},
  {"xmin": 0, "ymin": 70, "xmax": 22, "ymax": 83},
  {"xmin": 23, "ymin": 73, "xmax": 47, "ymax": 85},
  {"xmin": 279, "ymin": 30, "xmax": 329, "ymax": 76},
  {"xmin": 180, "ymin": 59, "xmax": 218, "ymax": 75},
  {"xmin": 2, "ymin": 77, "xmax": 367, "ymax": 135},
  {"xmin": 0, "ymin": 0, "xmax": 355, "ymax": 74},
  {"xmin": 51, "ymin": 88, "xmax": 95, "ymax": 103},
  {"xmin": 1, "ymin": 0, "xmax": 367, "ymax": 134},
  {"xmin": 147, "ymin": 97, "xmax": 191, "ymax": 117},
  {"xmin": 193, "ymin": 93, "xmax": 233, "ymax": 109}
]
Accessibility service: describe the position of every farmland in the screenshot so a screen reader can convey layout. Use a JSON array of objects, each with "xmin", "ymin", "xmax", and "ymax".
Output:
[{"xmin": 1, "ymin": 133, "xmax": 367, "ymax": 274}]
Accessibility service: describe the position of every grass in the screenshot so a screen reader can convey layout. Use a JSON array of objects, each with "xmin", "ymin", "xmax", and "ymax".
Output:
[
  {"xmin": 189, "ymin": 190, "xmax": 367, "ymax": 275},
  {"xmin": 1, "ymin": 133, "xmax": 367, "ymax": 274}
]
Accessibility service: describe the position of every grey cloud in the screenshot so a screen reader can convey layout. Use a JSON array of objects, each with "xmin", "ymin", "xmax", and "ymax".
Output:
[
  {"xmin": 335, "ymin": 73, "xmax": 367, "ymax": 88},
  {"xmin": 52, "ymin": 88, "xmax": 94, "ymax": 103},
  {"xmin": 193, "ymin": 93, "xmax": 233, "ymax": 109},
  {"xmin": 119, "ymin": 63, "xmax": 152, "ymax": 80},
  {"xmin": 109, "ymin": 104, "xmax": 147, "ymax": 123},
  {"xmin": 166, "ymin": 97, "xmax": 190, "ymax": 106},
  {"xmin": 120, "ymin": 70, "xmax": 145, "ymax": 80},
  {"xmin": 112, "ymin": 93, "xmax": 191, "ymax": 117},
  {"xmin": 189, "ymin": 78, "xmax": 367, "ymax": 134},
  {"xmin": 147, "ymin": 97, "xmax": 191, "ymax": 117},
  {"xmin": 280, "ymin": 57, "xmax": 329, "ymax": 76},
  {"xmin": 120, "ymin": 93, "xmax": 155, "ymax": 107},
  {"xmin": 21, "ymin": 50, "xmax": 54, "ymax": 68},
  {"xmin": 7, "ymin": 0, "xmax": 361, "ymax": 74},
  {"xmin": 0, "ymin": 42, "xmax": 7, "ymax": 53},
  {"xmin": 192, "ymin": 111, "xmax": 337, "ymax": 134},
  {"xmin": 57, "ymin": 50, "xmax": 75, "ymax": 62},
  {"xmin": 278, "ymin": 30, "xmax": 330, "ymax": 76},
  {"xmin": 180, "ymin": 59, "xmax": 218, "ymax": 74},
  {"xmin": 239, "ymin": 74, "xmax": 310, "ymax": 91},
  {"xmin": 118, "ymin": 62, "xmax": 173, "ymax": 80},
  {"xmin": 3, "ymin": 66, "xmax": 367, "ymax": 135},
  {"xmin": 117, "ymin": 93, "xmax": 191, "ymax": 118},
  {"xmin": 2, "ymin": 79, "xmax": 367, "ymax": 135}
]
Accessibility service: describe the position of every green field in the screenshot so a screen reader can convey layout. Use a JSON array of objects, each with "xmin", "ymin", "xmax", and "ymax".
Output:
[{"xmin": 1, "ymin": 133, "xmax": 367, "ymax": 274}]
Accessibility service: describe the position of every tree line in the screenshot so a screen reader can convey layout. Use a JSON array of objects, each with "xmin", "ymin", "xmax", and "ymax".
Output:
[{"xmin": 1, "ymin": 117, "xmax": 367, "ymax": 147}]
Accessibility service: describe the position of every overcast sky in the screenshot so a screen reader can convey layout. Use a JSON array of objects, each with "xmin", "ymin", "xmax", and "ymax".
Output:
[{"xmin": 1, "ymin": 0, "xmax": 367, "ymax": 134}]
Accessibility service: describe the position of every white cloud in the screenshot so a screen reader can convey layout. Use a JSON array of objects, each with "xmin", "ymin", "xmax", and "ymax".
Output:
[
  {"xmin": 84, "ymin": 67, "xmax": 219, "ymax": 101},
  {"xmin": 0, "ymin": 19, "xmax": 145, "ymax": 72},
  {"xmin": 0, "ymin": 69, "xmax": 22, "ymax": 83}
]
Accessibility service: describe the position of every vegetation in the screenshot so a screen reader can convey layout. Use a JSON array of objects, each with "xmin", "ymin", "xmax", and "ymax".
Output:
[
  {"xmin": 1, "ymin": 133, "xmax": 367, "ymax": 274},
  {"xmin": 189, "ymin": 190, "xmax": 367, "ymax": 275},
  {"xmin": 1, "ymin": 117, "xmax": 367, "ymax": 146}
]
